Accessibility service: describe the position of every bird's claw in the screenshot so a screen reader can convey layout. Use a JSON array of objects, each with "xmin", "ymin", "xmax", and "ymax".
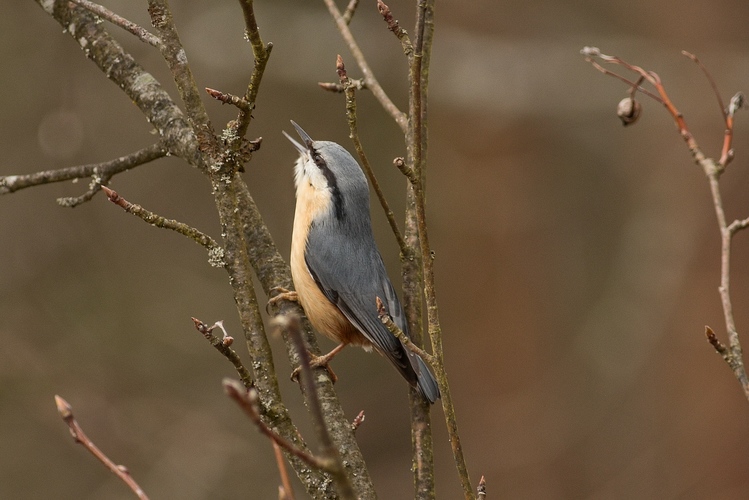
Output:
[
  {"xmin": 290, "ymin": 351, "xmax": 338, "ymax": 384},
  {"xmin": 266, "ymin": 286, "xmax": 299, "ymax": 314}
]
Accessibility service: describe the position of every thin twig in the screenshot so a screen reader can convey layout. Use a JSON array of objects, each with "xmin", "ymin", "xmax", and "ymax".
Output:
[
  {"xmin": 585, "ymin": 47, "xmax": 749, "ymax": 402},
  {"xmin": 272, "ymin": 441, "xmax": 296, "ymax": 500},
  {"xmin": 205, "ymin": 87, "xmax": 251, "ymax": 111},
  {"xmin": 318, "ymin": 79, "xmax": 367, "ymax": 93},
  {"xmin": 0, "ymin": 142, "xmax": 166, "ymax": 197},
  {"xmin": 582, "ymin": 48, "xmax": 708, "ymax": 167},
  {"xmin": 405, "ymin": 174, "xmax": 473, "ymax": 498},
  {"xmin": 681, "ymin": 51, "xmax": 743, "ymax": 168},
  {"xmin": 224, "ymin": 380, "xmax": 334, "ymax": 472},
  {"xmin": 341, "ymin": 0, "xmax": 360, "ymax": 24},
  {"xmin": 69, "ymin": 0, "xmax": 162, "ymax": 48},
  {"xmin": 583, "ymin": 56, "xmax": 664, "ymax": 104},
  {"xmin": 57, "ymin": 186, "xmax": 103, "ymax": 208},
  {"xmin": 708, "ymin": 172, "xmax": 749, "ymax": 398},
  {"xmin": 377, "ymin": 0, "xmax": 414, "ymax": 58},
  {"xmin": 54, "ymin": 396, "xmax": 149, "ymax": 500},
  {"xmin": 728, "ymin": 216, "xmax": 749, "ymax": 235},
  {"xmin": 336, "ymin": 55, "xmax": 407, "ymax": 255},
  {"xmin": 235, "ymin": 0, "xmax": 273, "ymax": 140},
  {"xmin": 351, "ymin": 410, "xmax": 366, "ymax": 432},
  {"xmin": 376, "ymin": 297, "xmax": 436, "ymax": 366},
  {"xmin": 101, "ymin": 186, "xmax": 225, "ymax": 266},
  {"xmin": 192, "ymin": 318, "xmax": 254, "ymax": 390},
  {"xmin": 273, "ymin": 314, "xmax": 357, "ymax": 500},
  {"xmin": 682, "ymin": 51, "xmax": 727, "ymax": 122},
  {"xmin": 322, "ymin": 0, "xmax": 407, "ymax": 132}
]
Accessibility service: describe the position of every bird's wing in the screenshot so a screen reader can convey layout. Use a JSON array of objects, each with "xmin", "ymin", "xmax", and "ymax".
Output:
[{"xmin": 304, "ymin": 223, "xmax": 413, "ymax": 373}]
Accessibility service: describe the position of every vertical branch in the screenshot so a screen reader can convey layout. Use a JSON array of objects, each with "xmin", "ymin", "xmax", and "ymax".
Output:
[
  {"xmin": 147, "ymin": 0, "xmax": 217, "ymax": 156},
  {"xmin": 210, "ymin": 175, "xmax": 337, "ymax": 495},
  {"xmin": 402, "ymin": 1, "xmax": 436, "ymax": 495},
  {"xmin": 402, "ymin": 193, "xmax": 436, "ymax": 500},
  {"xmin": 708, "ymin": 172, "xmax": 749, "ymax": 398},
  {"xmin": 407, "ymin": 1, "xmax": 473, "ymax": 498},
  {"xmin": 235, "ymin": 0, "xmax": 273, "ymax": 139},
  {"xmin": 276, "ymin": 315, "xmax": 357, "ymax": 500}
]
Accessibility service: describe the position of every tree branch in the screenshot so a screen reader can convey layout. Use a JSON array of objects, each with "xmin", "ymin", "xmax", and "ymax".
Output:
[
  {"xmin": 147, "ymin": 0, "xmax": 218, "ymax": 158},
  {"xmin": 205, "ymin": 87, "xmax": 252, "ymax": 111},
  {"xmin": 54, "ymin": 396, "xmax": 149, "ymax": 500},
  {"xmin": 406, "ymin": 1, "xmax": 473, "ymax": 497},
  {"xmin": 273, "ymin": 314, "xmax": 357, "ymax": 500},
  {"xmin": 341, "ymin": 0, "xmax": 360, "ymax": 24},
  {"xmin": 192, "ymin": 318, "xmax": 254, "ymax": 390},
  {"xmin": 377, "ymin": 297, "xmax": 436, "ymax": 366},
  {"xmin": 37, "ymin": 1, "xmax": 204, "ymax": 170},
  {"xmin": 232, "ymin": 0, "xmax": 273, "ymax": 140},
  {"xmin": 0, "ymin": 142, "xmax": 166, "ymax": 197},
  {"xmin": 681, "ymin": 51, "xmax": 727, "ymax": 123},
  {"xmin": 322, "ymin": 0, "xmax": 407, "ymax": 132},
  {"xmin": 402, "ymin": 189, "xmax": 436, "ymax": 500},
  {"xmin": 231, "ymin": 176, "xmax": 377, "ymax": 498},
  {"xmin": 224, "ymin": 379, "xmax": 334, "ymax": 472},
  {"xmin": 33, "ymin": 1, "xmax": 376, "ymax": 497},
  {"xmin": 101, "ymin": 186, "xmax": 225, "ymax": 266},
  {"xmin": 584, "ymin": 47, "xmax": 749, "ymax": 402},
  {"xmin": 69, "ymin": 0, "xmax": 162, "ymax": 48},
  {"xmin": 377, "ymin": 0, "xmax": 414, "ymax": 58},
  {"xmin": 273, "ymin": 441, "xmax": 296, "ymax": 500},
  {"xmin": 208, "ymin": 175, "xmax": 342, "ymax": 497}
]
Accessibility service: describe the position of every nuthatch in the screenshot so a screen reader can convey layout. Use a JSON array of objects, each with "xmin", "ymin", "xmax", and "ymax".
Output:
[{"xmin": 281, "ymin": 121, "xmax": 440, "ymax": 404}]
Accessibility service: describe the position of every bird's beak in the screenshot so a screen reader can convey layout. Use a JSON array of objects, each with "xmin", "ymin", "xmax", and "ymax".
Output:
[{"xmin": 283, "ymin": 120, "xmax": 313, "ymax": 154}]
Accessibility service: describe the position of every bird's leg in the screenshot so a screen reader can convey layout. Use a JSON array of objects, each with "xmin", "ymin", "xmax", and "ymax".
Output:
[
  {"xmin": 267, "ymin": 286, "xmax": 299, "ymax": 314},
  {"xmin": 291, "ymin": 343, "xmax": 347, "ymax": 384}
]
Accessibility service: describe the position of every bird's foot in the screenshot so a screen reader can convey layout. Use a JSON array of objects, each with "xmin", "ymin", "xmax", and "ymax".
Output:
[
  {"xmin": 267, "ymin": 286, "xmax": 299, "ymax": 314},
  {"xmin": 291, "ymin": 351, "xmax": 339, "ymax": 384},
  {"xmin": 290, "ymin": 344, "xmax": 347, "ymax": 384}
]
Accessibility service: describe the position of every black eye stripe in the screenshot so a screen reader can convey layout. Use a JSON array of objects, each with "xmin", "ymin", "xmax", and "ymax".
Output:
[{"xmin": 310, "ymin": 147, "xmax": 344, "ymax": 221}]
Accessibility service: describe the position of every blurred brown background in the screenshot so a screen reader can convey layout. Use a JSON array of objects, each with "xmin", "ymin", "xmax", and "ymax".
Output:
[{"xmin": 3, "ymin": 0, "xmax": 749, "ymax": 498}]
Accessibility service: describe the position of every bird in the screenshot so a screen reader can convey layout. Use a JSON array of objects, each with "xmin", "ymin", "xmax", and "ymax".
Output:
[{"xmin": 277, "ymin": 120, "xmax": 440, "ymax": 404}]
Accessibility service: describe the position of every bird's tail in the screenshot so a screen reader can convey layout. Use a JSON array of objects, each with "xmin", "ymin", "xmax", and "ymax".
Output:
[{"xmin": 415, "ymin": 355, "xmax": 440, "ymax": 404}]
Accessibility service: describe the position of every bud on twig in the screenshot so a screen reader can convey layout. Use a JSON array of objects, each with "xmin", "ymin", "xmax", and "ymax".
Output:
[{"xmin": 617, "ymin": 97, "xmax": 641, "ymax": 126}]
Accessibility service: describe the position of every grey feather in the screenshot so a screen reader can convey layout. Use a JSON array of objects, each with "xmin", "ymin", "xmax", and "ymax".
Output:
[{"xmin": 301, "ymin": 139, "xmax": 440, "ymax": 403}]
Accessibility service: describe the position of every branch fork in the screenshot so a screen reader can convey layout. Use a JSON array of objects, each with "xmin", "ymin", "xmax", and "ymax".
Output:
[{"xmin": 584, "ymin": 46, "xmax": 749, "ymax": 401}]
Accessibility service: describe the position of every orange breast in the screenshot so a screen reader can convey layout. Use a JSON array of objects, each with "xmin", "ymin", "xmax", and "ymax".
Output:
[{"xmin": 291, "ymin": 181, "xmax": 370, "ymax": 348}]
